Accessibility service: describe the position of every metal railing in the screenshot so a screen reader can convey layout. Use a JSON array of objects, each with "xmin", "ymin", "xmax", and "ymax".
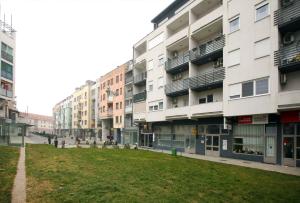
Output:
[
  {"xmin": 133, "ymin": 91, "xmax": 146, "ymax": 103},
  {"xmin": 274, "ymin": 0, "xmax": 300, "ymax": 26},
  {"xmin": 190, "ymin": 35, "xmax": 225, "ymax": 61},
  {"xmin": 0, "ymin": 88, "xmax": 12, "ymax": 98},
  {"xmin": 165, "ymin": 51, "xmax": 190, "ymax": 72},
  {"xmin": 189, "ymin": 67, "xmax": 225, "ymax": 90},
  {"xmin": 165, "ymin": 78, "xmax": 189, "ymax": 95},
  {"xmin": 133, "ymin": 72, "xmax": 147, "ymax": 84},
  {"xmin": 274, "ymin": 42, "xmax": 300, "ymax": 68},
  {"xmin": 1, "ymin": 51, "xmax": 13, "ymax": 63}
]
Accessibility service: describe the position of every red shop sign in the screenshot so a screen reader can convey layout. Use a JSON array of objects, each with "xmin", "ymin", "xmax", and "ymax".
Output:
[
  {"xmin": 280, "ymin": 111, "xmax": 300, "ymax": 123},
  {"xmin": 238, "ymin": 116, "xmax": 252, "ymax": 124}
]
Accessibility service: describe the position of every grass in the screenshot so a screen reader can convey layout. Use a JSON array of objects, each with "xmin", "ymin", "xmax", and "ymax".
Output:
[
  {"xmin": 0, "ymin": 146, "xmax": 19, "ymax": 203},
  {"xmin": 26, "ymin": 144, "xmax": 300, "ymax": 203}
]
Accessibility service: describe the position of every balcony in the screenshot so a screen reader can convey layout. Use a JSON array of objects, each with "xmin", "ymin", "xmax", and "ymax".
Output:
[
  {"xmin": 165, "ymin": 51, "xmax": 190, "ymax": 74},
  {"xmin": 125, "ymin": 76, "xmax": 133, "ymax": 84},
  {"xmin": 0, "ymin": 88, "xmax": 13, "ymax": 98},
  {"xmin": 125, "ymin": 91, "xmax": 133, "ymax": 99},
  {"xmin": 102, "ymin": 109, "xmax": 113, "ymax": 119},
  {"xmin": 1, "ymin": 51, "xmax": 13, "ymax": 63},
  {"xmin": 107, "ymin": 95, "xmax": 113, "ymax": 103},
  {"xmin": 133, "ymin": 91, "xmax": 146, "ymax": 103},
  {"xmin": 190, "ymin": 35, "xmax": 225, "ymax": 65},
  {"xmin": 125, "ymin": 105, "xmax": 133, "ymax": 114},
  {"xmin": 134, "ymin": 72, "xmax": 147, "ymax": 86},
  {"xmin": 189, "ymin": 67, "xmax": 225, "ymax": 91},
  {"xmin": 275, "ymin": 42, "xmax": 300, "ymax": 73},
  {"xmin": 278, "ymin": 90, "xmax": 300, "ymax": 110},
  {"xmin": 165, "ymin": 106, "xmax": 189, "ymax": 120},
  {"xmin": 165, "ymin": 78, "xmax": 189, "ymax": 97},
  {"xmin": 191, "ymin": 102, "xmax": 223, "ymax": 118},
  {"xmin": 275, "ymin": 0, "xmax": 300, "ymax": 33}
]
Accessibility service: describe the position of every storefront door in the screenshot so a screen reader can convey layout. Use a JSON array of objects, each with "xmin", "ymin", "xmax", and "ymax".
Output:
[
  {"xmin": 185, "ymin": 135, "xmax": 196, "ymax": 153},
  {"xmin": 264, "ymin": 125, "xmax": 277, "ymax": 164},
  {"xmin": 139, "ymin": 133, "xmax": 153, "ymax": 147},
  {"xmin": 283, "ymin": 136, "xmax": 295, "ymax": 166},
  {"xmin": 205, "ymin": 135, "xmax": 220, "ymax": 157}
]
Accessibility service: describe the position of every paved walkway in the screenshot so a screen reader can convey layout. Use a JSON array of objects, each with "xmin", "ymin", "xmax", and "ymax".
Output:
[
  {"xmin": 142, "ymin": 148, "xmax": 300, "ymax": 176},
  {"xmin": 12, "ymin": 147, "xmax": 26, "ymax": 203}
]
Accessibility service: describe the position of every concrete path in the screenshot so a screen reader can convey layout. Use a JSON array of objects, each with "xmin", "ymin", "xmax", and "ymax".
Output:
[
  {"xmin": 143, "ymin": 148, "xmax": 300, "ymax": 176},
  {"xmin": 12, "ymin": 147, "xmax": 26, "ymax": 203}
]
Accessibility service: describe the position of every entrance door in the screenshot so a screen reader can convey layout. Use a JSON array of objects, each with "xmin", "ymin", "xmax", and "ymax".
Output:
[
  {"xmin": 185, "ymin": 135, "xmax": 196, "ymax": 153},
  {"xmin": 283, "ymin": 136, "xmax": 295, "ymax": 166},
  {"xmin": 264, "ymin": 135, "xmax": 276, "ymax": 164},
  {"xmin": 139, "ymin": 133, "xmax": 153, "ymax": 147},
  {"xmin": 205, "ymin": 135, "xmax": 220, "ymax": 156}
]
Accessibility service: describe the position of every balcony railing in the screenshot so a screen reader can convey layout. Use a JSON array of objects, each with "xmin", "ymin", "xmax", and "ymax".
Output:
[
  {"xmin": 189, "ymin": 67, "xmax": 225, "ymax": 91},
  {"xmin": 165, "ymin": 51, "xmax": 190, "ymax": 74},
  {"xmin": 125, "ymin": 76, "xmax": 133, "ymax": 84},
  {"xmin": 275, "ymin": 0, "xmax": 300, "ymax": 30},
  {"xmin": 102, "ymin": 109, "xmax": 113, "ymax": 118},
  {"xmin": 0, "ymin": 88, "xmax": 13, "ymax": 98},
  {"xmin": 275, "ymin": 42, "xmax": 300, "ymax": 72},
  {"xmin": 165, "ymin": 78, "xmax": 189, "ymax": 97},
  {"xmin": 134, "ymin": 72, "xmax": 147, "ymax": 85},
  {"xmin": 1, "ymin": 51, "xmax": 13, "ymax": 63},
  {"xmin": 190, "ymin": 35, "xmax": 225, "ymax": 65},
  {"xmin": 133, "ymin": 91, "xmax": 146, "ymax": 103}
]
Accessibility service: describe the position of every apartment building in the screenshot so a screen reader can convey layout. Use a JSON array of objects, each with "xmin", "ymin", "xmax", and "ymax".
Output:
[
  {"xmin": 92, "ymin": 79, "xmax": 101, "ymax": 138},
  {"xmin": 123, "ymin": 60, "xmax": 139, "ymax": 145},
  {"xmin": 132, "ymin": 0, "xmax": 300, "ymax": 167},
  {"xmin": 53, "ymin": 95, "xmax": 73, "ymax": 136},
  {"xmin": 19, "ymin": 112, "xmax": 54, "ymax": 134},
  {"xmin": 72, "ymin": 80, "xmax": 96, "ymax": 139},
  {"xmin": 99, "ymin": 64, "xmax": 125, "ymax": 143}
]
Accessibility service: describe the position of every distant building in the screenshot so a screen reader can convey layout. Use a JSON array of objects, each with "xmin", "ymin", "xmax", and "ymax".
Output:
[
  {"xmin": 53, "ymin": 95, "xmax": 73, "ymax": 136},
  {"xmin": 19, "ymin": 112, "xmax": 54, "ymax": 135}
]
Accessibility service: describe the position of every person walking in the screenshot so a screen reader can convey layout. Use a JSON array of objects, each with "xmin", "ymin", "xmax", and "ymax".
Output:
[
  {"xmin": 48, "ymin": 134, "xmax": 51, "ymax": 145},
  {"xmin": 54, "ymin": 136, "xmax": 58, "ymax": 148}
]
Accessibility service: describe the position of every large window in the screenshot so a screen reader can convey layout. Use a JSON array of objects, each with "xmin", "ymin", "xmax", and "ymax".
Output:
[
  {"xmin": 256, "ymin": 78, "xmax": 269, "ymax": 95},
  {"xmin": 255, "ymin": 2, "xmax": 269, "ymax": 21},
  {"xmin": 233, "ymin": 125, "xmax": 264, "ymax": 155},
  {"xmin": 229, "ymin": 16, "xmax": 240, "ymax": 33},
  {"xmin": 1, "ymin": 43, "xmax": 13, "ymax": 63},
  {"xmin": 242, "ymin": 81, "xmax": 254, "ymax": 97},
  {"xmin": 1, "ymin": 61, "xmax": 13, "ymax": 80}
]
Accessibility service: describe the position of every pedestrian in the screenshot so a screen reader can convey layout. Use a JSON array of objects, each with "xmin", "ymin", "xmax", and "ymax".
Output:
[
  {"xmin": 54, "ymin": 136, "xmax": 58, "ymax": 148},
  {"xmin": 48, "ymin": 134, "xmax": 51, "ymax": 145}
]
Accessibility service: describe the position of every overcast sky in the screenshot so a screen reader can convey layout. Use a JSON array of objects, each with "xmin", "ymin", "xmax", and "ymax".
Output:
[{"xmin": 0, "ymin": 0, "xmax": 172, "ymax": 116}]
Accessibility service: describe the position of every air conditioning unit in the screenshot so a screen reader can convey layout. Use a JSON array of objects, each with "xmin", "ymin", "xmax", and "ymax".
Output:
[
  {"xmin": 172, "ymin": 98, "xmax": 178, "ymax": 104},
  {"xmin": 280, "ymin": 73, "xmax": 287, "ymax": 84},
  {"xmin": 282, "ymin": 0, "xmax": 294, "ymax": 8},
  {"xmin": 283, "ymin": 33, "xmax": 295, "ymax": 45}
]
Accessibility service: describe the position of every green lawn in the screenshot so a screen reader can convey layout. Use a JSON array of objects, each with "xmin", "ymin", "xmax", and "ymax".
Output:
[
  {"xmin": 26, "ymin": 144, "xmax": 300, "ymax": 203},
  {"xmin": 0, "ymin": 146, "xmax": 19, "ymax": 203}
]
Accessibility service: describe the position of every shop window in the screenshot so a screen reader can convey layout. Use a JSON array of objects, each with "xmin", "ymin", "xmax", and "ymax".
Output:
[
  {"xmin": 233, "ymin": 125, "xmax": 264, "ymax": 155},
  {"xmin": 283, "ymin": 124, "xmax": 295, "ymax": 135}
]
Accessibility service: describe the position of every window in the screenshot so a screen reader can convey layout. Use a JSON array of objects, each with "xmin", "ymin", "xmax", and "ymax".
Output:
[
  {"xmin": 107, "ymin": 80, "xmax": 110, "ymax": 86},
  {"xmin": 199, "ymin": 98, "xmax": 206, "ymax": 104},
  {"xmin": 233, "ymin": 125, "xmax": 264, "ymax": 155},
  {"xmin": 159, "ymin": 101, "xmax": 163, "ymax": 110},
  {"xmin": 119, "ymin": 116, "xmax": 122, "ymax": 124},
  {"xmin": 1, "ymin": 61, "xmax": 13, "ymax": 80},
  {"xmin": 148, "ymin": 32, "xmax": 164, "ymax": 49},
  {"xmin": 256, "ymin": 78, "xmax": 268, "ymax": 95},
  {"xmin": 228, "ymin": 49, "xmax": 240, "ymax": 67},
  {"xmin": 116, "ymin": 75, "xmax": 119, "ymax": 83},
  {"xmin": 229, "ymin": 83, "xmax": 241, "ymax": 99},
  {"xmin": 148, "ymin": 60, "xmax": 154, "ymax": 71},
  {"xmin": 148, "ymin": 81, "xmax": 153, "ymax": 92},
  {"xmin": 116, "ymin": 89, "xmax": 119, "ymax": 96},
  {"xmin": 103, "ymin": 94, "xmax": 105, "ymax": 100},
  {"xmin": 207, "ymin": 94, "xmax": 213, "ymax": 103},
  {"xmin": 229, "ymin": 16, "xmax": 240, "ymax": 33},
  {"xmin": 116, "ymin": 103, "xmax": 119, "ymax": 110},
  {"xmin": 115, "ymin": 116, "xmax": 119, "ymax": 123},
  {"xmin": 255, "ymin": 38, "xmax": 270, "ymax": 59},
  {"xmin": 120, "ymin": 88, "xmax": 122, "ymax": 95},
  {"xmin": 1, "ymin": 43, "xmax": 13, "ymax": 63},
  {"xmin": 242, "ymin": 81, "xmax": 254, "ymax": 97},
  {"xmin": 158, "ymin": 55, "xmax": 164, "ymax": 67},
  {"xmin": 85, "ymin": 120, "xmax": 87, "ymax": 125},
  {"xmin": 149, "ymin": 106, "xmax": 154, "ymax": 111},
  {"xmin": 158, "ymin": 77, "xmax": 164, "ymax": 89},
  {"xmin": 111, "ymin": 78, "xmax": 113, "ymax": 85},
  {"xmin": 256, "ymin": 2, "xmax": 269, "ymax": 21},
  {"xmin": 85, "ymin": 111, "xmax": 87, "ymax": 116},
  {"xmin": 120, "ymin": 102, "xmax": 122, "ymax": 109},
  {"xmin": 103, "ymin": 106, "xmax": 105, "ymax": 112},
  {"xmin": 154, "ymin": 105, "xmax": 158, "ymax": 111},
  {"xmin": 120, "ymin": 74, "xmax": 123, "ymax": 81}
]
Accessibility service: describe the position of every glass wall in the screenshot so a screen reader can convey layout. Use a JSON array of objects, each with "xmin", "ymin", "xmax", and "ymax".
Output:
[
  {"xmin": 123, "ymin": 131, "xmax": 138, "ymax": 145},
  {"xmin": 233, "ymin": 124, "xmax": 264, "ymax": 155}
]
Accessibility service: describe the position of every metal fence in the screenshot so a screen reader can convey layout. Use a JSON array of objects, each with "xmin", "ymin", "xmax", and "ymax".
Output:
[
  {"xmin": 274, "ymin": 0, "xmax": 300, "ymax": 26},
  {"xmin": 189, "ymin": 67, "xmax": 225, "ymax": 90},
  {"xmin": 165, "ymin": 51, "xmax": 190, "ymax": 72}
]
